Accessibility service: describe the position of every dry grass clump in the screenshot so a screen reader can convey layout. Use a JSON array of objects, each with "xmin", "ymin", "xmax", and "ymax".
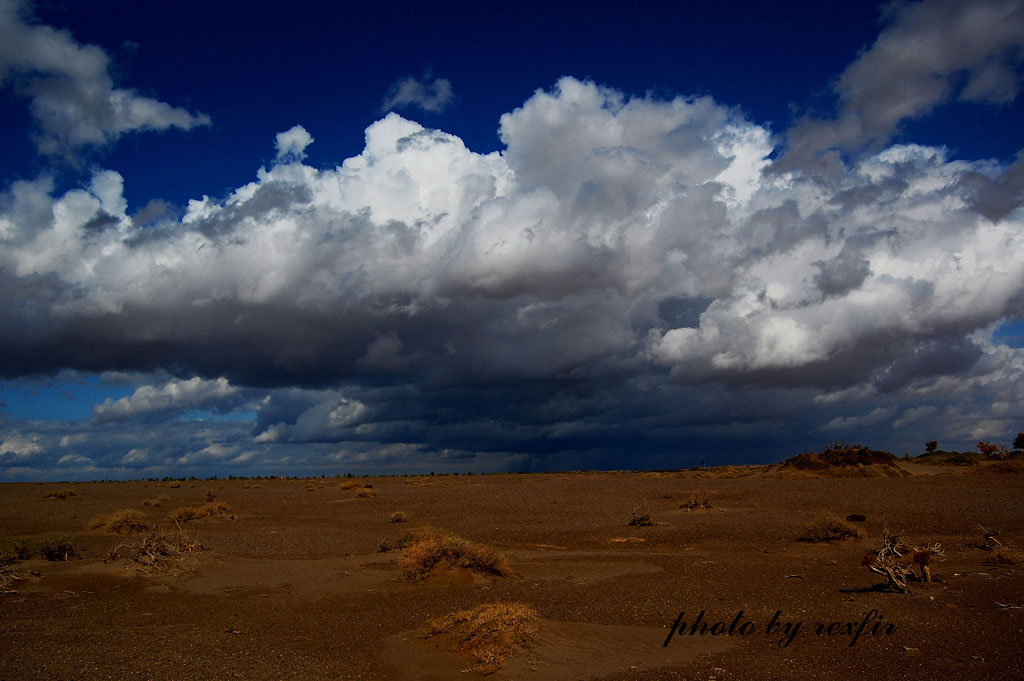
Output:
[
  {"xmin": 802, "ymin": 514, "xmax": 862, "ymax": 542},
  {"xmin": 629, "ymin": 502, "xmax": 653, "ymax": 526},
  {"xmin": 423, "ymin": 602, "xmax": 539, "ymax": 675},
  {"xmin": 42, "ymin": 489, "xmax": 75, "ymax": 500},
  {"xmin": 143, "ymin": 494, "xmax": 171, "ymax": 507},
  {"xmin": 987, "ymin": 548, "xmax": 1024, "ymax": 565},
  {"xmin": 107, "ymin": 525, "xmax": 206, "ymax": 575},
  {"xmin": 167, "ymin": 481, "xmax": 182, "ymax": 488},
  {"xmin": 356, "ymin": 488, "xmax": 377, "ymax": 498},
  {"xmin": 87, "ymin": 509, "xmax": 151, "ymax": 534},
  {"xmin": 676, "ymin": 465, "xmax": 761, "ymax": 479},
  {"xmin": 389, "ymin": 511, "xmax": 408, "ymax": 523},
  {"xmin": 337, "ymin": 480, "xmax": 361, "ymax": 490},
  {"xmin": 396, "ymin": 526, "xmax": 510, "ymax": 581},
  {"xmin": 167, "ymin": 501, "xmax": 235, "ymax": 523},
  {"xmin": 676, "ymin": 494, "xmax": 711, "ymax": 511}
]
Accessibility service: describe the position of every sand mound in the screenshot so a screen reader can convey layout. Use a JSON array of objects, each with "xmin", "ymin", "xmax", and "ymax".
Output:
[{"xmin": 771, "ymin": 443, "xmax": 910, "ymax": 478}]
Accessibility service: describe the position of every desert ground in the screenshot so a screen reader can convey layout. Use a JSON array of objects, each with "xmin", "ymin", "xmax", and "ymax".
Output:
[{"xmin": 2, "ymin": 462, "xmax": 1023, "ymax": 681}]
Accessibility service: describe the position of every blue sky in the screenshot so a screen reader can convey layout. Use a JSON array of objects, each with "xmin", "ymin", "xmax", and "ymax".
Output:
[{"xmin": 2, "ymin": 0, "xmax": 1024, "ymax": 480}]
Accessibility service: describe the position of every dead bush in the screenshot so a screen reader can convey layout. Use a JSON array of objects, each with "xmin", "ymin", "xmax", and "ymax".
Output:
[
  {"xmin": 87, "ymin": 509, "xmax": 150, "ymax": 534},
  {"xmin": 396, "ymin": 526, "xmax": 510, "ymax": 581},
  {"xmin": 337, "ymin": 480, "xmax": 360, "ymax": 490},
  {"xmin": 356, "ymin": 488, "xmax": 377, "ymax": 499},
  {"xmin": 143, "ymin": 494, "xmax": 171, "ymax": 507},
  {"xmin": 862, "ymin": 529, "xmax": 914, "ymax": 593},
  {"xmin": 389, "ymin": 511, "xmax": 408, "ymax": 523},
  {"xmin": 802, "ymin": 514, "xmax": 861, "ymax": 542},
  {"xmin": 629, "ymin": 502, "xmax": 653, "ymax": 527},
  {"xmin": 423, "ymin": 602, "xmax": 538, "ymax": 675},
  {"xmin": 108, "ymin": 525, "xmax": 206, "ymax": 575},
  {"xmin": 42, "ymin": 489, "xmax": 75, "ymax": 500}
]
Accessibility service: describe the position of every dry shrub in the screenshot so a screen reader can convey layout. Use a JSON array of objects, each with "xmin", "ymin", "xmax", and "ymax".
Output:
[
  {"xmin": 423, "ymin": 602, "xmax": 539, "ymax": 675},
  {"xmin": 42, "ymin": 489, "xmax": 75, "ymax": 500},
  {"xmin": 87, "ymin": 509, "xmax": 150, "ymax": 534},
  {"xmin": 389, "ymin": 511, "xmax": 408, "ymax": 523},
  {"xmin": 205, "ymin": 490, "xmax": 216, "ymax": 501},
  {"xmin": 167, "ymin": 501, "xmax": 235, "ymax": 523},
  {"xmin": 242, "ymin": 483, "xmax": 263, "ymax": 489},
  {"xmin": 1, "ymin": 536, "xmax": 77, "ymax": 563},
  {"xmin": 802, "ymin": 514, "xmax": 861, "ymax": 542},
  {"xmin": 356, "ymin": 488, "xmax": 377, "ymax": 499},
  {"xmin": 676, "ymin": 494, "xmax": 711, "ymax": 511},
  {"xmin": 1, "ymin": 536, "xmax": 76, "ymax": 590},
  {"xmin": 337, "ymin": 480, "xmax": 360, "ymax": 490},
  {"xmin": 629, "ymin": 502, "xmax": 653, "ymax": 526},
  {"xmin": 108, "ymin": 525, "xmax": 206, "ymax": 575},
  {"xmin": 397, "ymin": 526, "xmax": 510, "ymax": 581},
  {"xmin": 143, "ymin": 494, "xmax": 171, "ymax": 507},
  {"xmin": 167, "ymin": 481, "xmax": 182, "ymax": 488},
  {"xmin": 37, "ymin": 536, "xmax": 78, "ymax": 561}
]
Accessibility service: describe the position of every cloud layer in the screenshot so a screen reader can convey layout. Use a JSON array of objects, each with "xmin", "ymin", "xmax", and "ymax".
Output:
[{"xmin": 2, "ymin": 0, "xmax": 1024, "ymax": 479}]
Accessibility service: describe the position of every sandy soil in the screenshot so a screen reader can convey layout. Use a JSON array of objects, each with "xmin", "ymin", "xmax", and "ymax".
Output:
[{"xmin": 2, "ymin": 468, "xmax": 1023, "ymax": 680}]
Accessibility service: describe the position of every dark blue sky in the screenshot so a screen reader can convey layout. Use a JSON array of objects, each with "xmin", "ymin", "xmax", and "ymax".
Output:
[
  {"xmin": 2, "ymin": 0, "xmax": 1024, "ymax": 479},
  {"xmin": 6, "ymin": 1, "xmax": 1019, "ymax": 211}
]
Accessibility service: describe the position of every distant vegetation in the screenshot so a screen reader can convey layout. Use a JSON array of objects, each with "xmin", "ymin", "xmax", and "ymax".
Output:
[{"xmin": 913, "ymin": 434, "xmax": 1024, "ymax": 466}]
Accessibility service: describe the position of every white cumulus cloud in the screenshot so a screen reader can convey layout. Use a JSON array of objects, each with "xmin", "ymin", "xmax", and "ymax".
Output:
[{"xmin": 93, "ymin": 377, "xmax": 241, "ymax": 423}]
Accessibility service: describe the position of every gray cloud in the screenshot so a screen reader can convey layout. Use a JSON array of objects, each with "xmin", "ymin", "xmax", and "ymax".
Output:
[
  {"xmin": 381, "ymin": 73, "xmax": 453, "ymax": 113},
  {"xmin": 777, "ymin": 0, "xmax": 1024, "ymax": 171},
  {"xmin": 0, "ymin": 0, "xmax": 210, "ymax": 157}
]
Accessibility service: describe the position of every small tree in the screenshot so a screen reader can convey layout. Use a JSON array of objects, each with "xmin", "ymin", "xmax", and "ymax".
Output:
[
  {"xmin": 978, "ymin": 441, "xmax": 1000, "ymax": 458},
  {"xmin": 1013, "ymin": 432, "xmax": 1024, "ymax": 451},
  {"xmin": 925, "ymin": 440, "xmax": 937, "ymax": 453}
]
